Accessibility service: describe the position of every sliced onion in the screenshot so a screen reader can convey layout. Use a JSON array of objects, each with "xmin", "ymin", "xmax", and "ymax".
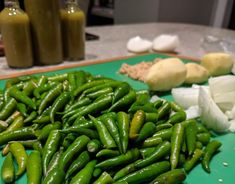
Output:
[
  {"xmin": 217, "ymin": 102, "xmax": 234, "ymax": 112},
  {"xmin": 209, "ymin": 75, "xmax": 235, "ymax": 97},
  {"xmin": 228, "ymin": 119, "xmax": 235, "ymax": 132},
  {"xmin": 171, "ymin": 87, "xmax": 199, "ymax": 109},
  {"xmin": 213, "ymin": 91, "xmax": 235, "ymax": 111},
  {"xmin": 198, "ymin": 87, "xmax": 230, "ymax": 132},
  {"xmin": 192, "ymin": 84, "xmax": 209, "ymax": 91},
  {"xmin": 185, "ymin": 106, "xmax": 200, "ymax": 120},
  {"xmin": 225, "ymin": 105, "xmax": 235, "ymax": 120},
  {"xmin": 209, "ymin": 75, "xmax": 235, "ymax": 112}
]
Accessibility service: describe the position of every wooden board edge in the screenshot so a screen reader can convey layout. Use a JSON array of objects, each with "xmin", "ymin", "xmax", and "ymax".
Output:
[{"xmin": 0, "ymin": 53, "xmax": 199, "ymax": 80}]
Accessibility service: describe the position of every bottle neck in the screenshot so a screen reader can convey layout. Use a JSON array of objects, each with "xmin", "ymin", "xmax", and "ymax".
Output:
[{"xmin": 4, "ymin": 0, "xmax": 20, "ymax": 9}]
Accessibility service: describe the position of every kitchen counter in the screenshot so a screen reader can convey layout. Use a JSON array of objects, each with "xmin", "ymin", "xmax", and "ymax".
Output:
[{"xmin": 1, "ymin": 22, "xmax": 235, "ymax": 76}]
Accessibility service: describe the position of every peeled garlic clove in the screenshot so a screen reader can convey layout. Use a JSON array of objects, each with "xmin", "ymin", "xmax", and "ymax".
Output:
[
  {"xmin": 127, "ymin": 36, "xmax": 152, "ymax": 53},
  {"xmin": 152, "ymin": 34, "xmax": 180, "ymax": 52}
]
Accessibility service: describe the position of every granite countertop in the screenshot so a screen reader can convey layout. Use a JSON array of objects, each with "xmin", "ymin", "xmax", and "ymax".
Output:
[{"xmin": 1, "ymin": 22, "xmax": 235, "ymax": 76}]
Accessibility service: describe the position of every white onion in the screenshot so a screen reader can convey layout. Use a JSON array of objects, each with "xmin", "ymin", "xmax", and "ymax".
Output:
[
  {"xmin": 209, "ymin": 75, "xmax": 235, "ymax": 112},
  {"xmin": 209, "ymin": 75, "xmax": 235, "ymax": 97},
  {"xmin": 213, "ymin": 91, "xmax": 235, "ymax": 112},
  {"xmin": 152, "ymin": 34, "xmax": 180, "ymax": 52},
  {"xmin": 225, "ymin": 105, "xmax": 235, "ymax": 120},
  {"xmin": 127, "ymin": 36, "xmax": 152, "ymax": 53},
  {"xmin": 185, "ymin": 106, "xmax": 200, "ymax": 120},
  {"xmin": 228, "ymin": 119, "xmax": 235, "ymax": 132},
  {"xmin": 198, "ymin": 87, "xmax": 230, "ymax": 132},
  {"xmin": 171, "ymin": 87, "xmax": 199, "ymax": 109},
  {"xmin": 192, "ymin": 84, "xmax": 209, "ymax": 92},
  {"xmin": 216, "ymin": 102, "xmax": 234, "ymax": 112}
]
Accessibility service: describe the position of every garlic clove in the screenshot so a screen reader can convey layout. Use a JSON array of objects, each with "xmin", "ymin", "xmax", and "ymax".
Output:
[
  {"xmin": 127, "ymin": 36, "xmax": 152, "ymax": 53},
  {"xmin": 153, "ymin": 34, "xmax": 180, "ymax": 52}
]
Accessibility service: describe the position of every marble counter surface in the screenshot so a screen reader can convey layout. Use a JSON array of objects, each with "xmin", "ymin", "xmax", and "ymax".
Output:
[{"xmin": 1, "ymin": 22, "xmax": 235, "ymax": 76}]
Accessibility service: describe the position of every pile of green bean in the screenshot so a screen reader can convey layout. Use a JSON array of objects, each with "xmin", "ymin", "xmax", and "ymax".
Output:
[{"xmin": 0, "ymin": 71, "xmax": 222, "ymax": 184}]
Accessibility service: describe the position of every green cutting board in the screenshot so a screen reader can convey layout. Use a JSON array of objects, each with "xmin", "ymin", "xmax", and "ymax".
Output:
[{"xmin": 0, "ymin": 53, "xmax": 234, "ymax": 184}]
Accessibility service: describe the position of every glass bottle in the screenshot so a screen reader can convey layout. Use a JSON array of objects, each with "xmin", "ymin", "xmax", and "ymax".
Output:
[
  {"xmin": 0, "ymin": 0, "xmax": 33, "ymax": 68},
  {"xmin": 24, "ymin": 0, "xmax": 63, "ymax": 65},
  {"xmin": 61, "ymin": 0, "xmax": 85, "ymax": 61}
]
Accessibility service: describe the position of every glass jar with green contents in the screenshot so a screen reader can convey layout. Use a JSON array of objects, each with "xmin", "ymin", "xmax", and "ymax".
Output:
[
  {"xmin": 61, "ymin": 0, "xmax": 85, "ymax": 61},
  {"xmin": 24, "ymin": 0, "xmax": 63, "ymax": 65},
  {"xmin": 0, "ymin": 0, "xmax": 33, "ymax": 68}
]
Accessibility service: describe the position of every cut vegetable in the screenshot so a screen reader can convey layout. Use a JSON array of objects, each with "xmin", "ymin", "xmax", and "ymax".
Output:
[
  {"xmin": 172, "ymin": 88, "xmax": 199, "ymax": 109},
  {"xmin": 209, "ymin": 75, "xmax": 235, "ymax": 97},
  {"xmin": 213, "ymin": 91, "xmax": 235, "ymax": 112},
  {"xmin": 225, "ymin": 105, "xmax": 235, "ymax": 120},
  {"xmin": 228, "ymin": 119, "xmax": 235, "ymax": 132},
  {"xmin": 198, "ymin": 87, "xmax": 230, "ymax": 132},
  {"xmin": 185, "ymin": 106, "xmax": 200, "ymax": 120},
  {"xmin": 209, "ymin": 75, "xmax": 235, "ymax": 111}
]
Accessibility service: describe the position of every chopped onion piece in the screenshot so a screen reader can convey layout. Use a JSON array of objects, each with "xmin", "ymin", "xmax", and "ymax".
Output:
[
  {"xmin": 213, "ymin": 91, "xmax": 235, "ymax": 104},
  {"xmin": 198, "ymin": 87, "xmax": 230, "ymax": 132},
  {"xmin": 217, "ymin": 102, "xmax": 234, "ymax": 112},
  {"xmin": 209, "ymin": 75, "xmax": 235, "ymax": 98},
  {"xmin": 229, "ymin": 119, "xmax": 235, "ymax": 132},
  {"xmin": 213, "ymin": 91, "xmax": 235, "ymax": 111},
  {"xmin": 171, "ymin": 87, "xmax": 199, "ymax": 109},
  {"xmin": 192, "ymin": 84, "xmax": 209, "ymax": 92},
  {"xmin": 185, "ymin": 106, "xmax": 200, "ymax": 120},
  {"xmin": 225, "ymin": 105, "xmax": 235, "ymax": 120}
]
